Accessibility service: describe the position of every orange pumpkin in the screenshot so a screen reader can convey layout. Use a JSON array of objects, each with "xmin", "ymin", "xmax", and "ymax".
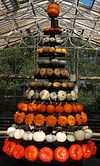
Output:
[
  {"xmin": 14, "ymin": 112, "xmax": 25, "ymax": 124},
  {"xmin": 43, "ymin": 27, "xmax": 62, "ymax": 34},
  {"xmin": 63, "ymin": 103, "xmax": 73, "ymax": 113},
  {"xmin": 17, "ymin": 102, "xmax": 27, "ymax": 112},
  {"xmin": 75, "ymin": 113, "xmax": 82, "ymax": 125},
  {"xmin": 72, "ymin": 103, "xmax": 78, "ymax": 113},
  {"xmin": 37, "ymin": 104, "xmax": 46, "ymax": 113},
  {"xmin": 25, "ymin": 145, "xmax": 39, "ymax": 161},
  {"xmin": 25, "ymin": 114, "xmax": 34, "ymax": 125},
  {"xmin": 55, "ymin": 104, "xmax": 64, "ymax": 113},
  {"xmin": 47, "ymin": 104, "xmax": 55, "ymax": 113},
  {"xmin": 34, "ymin": 114, "xmax": 45, "ymax": 127},
  {"xmin": 76, "ymin": 103, "xmax": 84, "ymax": 112},
  {"xmin": 67, "ymin": 115, "xmax": 76, "ymax": 126},
  {"xmin": 47, "ymin": 3, "xmax": 60, "ymax": 17},
  {"xmin": 27, "ymin": 103, "xmax": 37, "ymax": 112},
  {"xmin": 81, "ymin": 112, "xmax": 88, "ymax": 124},
  {"xmin": 58, "ymin": 116, "xmax": 67, "ymax": 126},
  {"xmin": 46, "ymin": 115, "xmax": 57, "ymax": 127},
  {"xmin": 32, "ymin": 103, "xmax": 37, "ymax": 112},
  {"xmin": 75, "ymin": 114, "xmax": 82, "ymax": 125}
]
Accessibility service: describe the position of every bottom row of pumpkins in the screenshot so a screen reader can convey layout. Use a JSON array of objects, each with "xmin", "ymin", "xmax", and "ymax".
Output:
[{"xmin": 3, "ymin": 139, "xmax": 96, "ymax": 163}]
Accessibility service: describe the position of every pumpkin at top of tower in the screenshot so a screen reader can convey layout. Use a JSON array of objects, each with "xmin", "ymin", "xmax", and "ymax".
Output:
[{"xmin": 47, "ymin": 2, "xmax": 60, "ymax": 17}]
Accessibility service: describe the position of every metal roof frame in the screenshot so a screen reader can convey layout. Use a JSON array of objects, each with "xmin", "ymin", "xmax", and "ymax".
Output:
[{"xmin": 0, "ymin": 0, "xmax": 100, "ymax": 48}]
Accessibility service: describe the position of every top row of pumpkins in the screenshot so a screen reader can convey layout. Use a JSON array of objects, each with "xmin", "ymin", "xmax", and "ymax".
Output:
[{"xmin": 47, "ymin": 2, "xmax": 60, "ymax": 17}]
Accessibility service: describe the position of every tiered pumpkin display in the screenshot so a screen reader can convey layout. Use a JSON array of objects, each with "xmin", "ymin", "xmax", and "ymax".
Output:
[{"xmin": 2, "ymin": 1, "xmax": 96, "ymax": 164}]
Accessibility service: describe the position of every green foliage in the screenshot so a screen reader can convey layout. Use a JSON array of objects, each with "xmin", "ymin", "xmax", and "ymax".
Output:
[{"xmin": 0, "ymin": 46, "xmax": 35, "ymax": 75}]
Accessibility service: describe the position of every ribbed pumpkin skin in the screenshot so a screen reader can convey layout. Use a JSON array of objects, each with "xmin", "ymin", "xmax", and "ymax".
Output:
[
  {"xmin": 47, "ymin": 104, "xmax": 55, "ymax": 113},
  {"xmin": 47, "ymin": 3, "xmax": 60, "ymax": 17}
]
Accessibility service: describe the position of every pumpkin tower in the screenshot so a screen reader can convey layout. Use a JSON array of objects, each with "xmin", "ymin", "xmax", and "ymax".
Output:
[{"xmin": 2, "ymin": 1, "xmax": 96, "ymax": 163}]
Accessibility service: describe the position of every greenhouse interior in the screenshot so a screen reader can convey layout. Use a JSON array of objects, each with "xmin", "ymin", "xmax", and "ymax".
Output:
[{"xmin": 0, "ymin": 0, "xmax": 100, "ymax": 166}]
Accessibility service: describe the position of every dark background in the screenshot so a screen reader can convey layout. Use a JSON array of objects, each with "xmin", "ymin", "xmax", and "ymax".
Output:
[{"xmin": 0, "ymin": 154, "xmax": 100, "ymax": 166}]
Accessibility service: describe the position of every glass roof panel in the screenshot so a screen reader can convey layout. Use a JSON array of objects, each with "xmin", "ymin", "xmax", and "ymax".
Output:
[
  {"xmin": 0, "ymin": 0, "xmax": 100, "ymax": 48},
  {"xmin": 80, "ymin": 0, "xmax": 95, "ymax": 8}
]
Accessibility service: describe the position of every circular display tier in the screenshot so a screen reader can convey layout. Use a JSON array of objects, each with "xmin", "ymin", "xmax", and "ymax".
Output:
[
  {"xmin": 3, "ymin": 138, "xmax": 96, "ymax": 162},
  {"xmin": 29, "ymin": 81, "xmax": 76, "ymax": 91},
  {"xmin": 14, "ymin": 111, "xmax": 88, "ymax": 127},
  {"xmin": 37, "ymin": 59, "xmax": 67, "ymax": 68},
  {"xmin": 43, "ymin": 27, "xmax": 63, "ymax": 35},
  {"xmin": 37, "ymin": 47, "xmax": 67, "ymax": 55},
  {"xmin": 24, "ymin": 89, "xmax": 78, "ymax": 101},
  {"xmin": 40, "ymin": 37, "xmax": 64, "ymax": 46},
  {"xmin": 7, "ymin": 125, "xmax": 93, "ymax": 143},
  {"xmin": 16, "ymin": 102, "xmax": 84, "ymax": 114},
  {"xmin": 34, "ymin": 68, "xmax": 70, "ymax": 79}
]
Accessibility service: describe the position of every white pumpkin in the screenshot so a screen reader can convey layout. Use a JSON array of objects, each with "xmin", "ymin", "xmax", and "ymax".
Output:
[
  {"xmin": 28, "ymin": 132, "xmax": 33, "ymax": 141},
  {"xmin": 50, "ymin": 37, "xmax": 55, "ymax": 42},
  {"xmin": 14, "ymin": 129, "xmax": 24, "ymax": 139},
  {"xmin": 23, "ymin": 132, "xmax": 29, "ymax": 141},
  {"xmin": 43, "ymin": 37, "xmax": 49, "ymax": 43},
  {"xmin": 56, "ymin": 132, "xmax": 67, "ymax": 142},
  {"xmin": 46, "ymin": 134, "xmax": 56, "ymax": 142},
  {"xmin": 84, "ymin": 129, "xmax": 93, "ymax": 139},
  {"xmin": 51, "ymin": 59, "xmax": 58, "ymax": 63},
  {"xmin": 7, "ymin": 127, "xmax": 16, "ymax": 138},
  {"xmin": 71, "ymin": 90, "xmax": 77, "ymax": 101},
  {"xmin": 82, "ymin": 126, "xmax": 89, "ymax": 131},
  {"xmin": 74, "ymin": 130, "xmax": 85, "ymax": 141},
  {"xmin": 66, "ymin": 93, "xmax": 72, "ymax": 100},
  {"xmin": 25, "ymin": 89, "xmax": 35, "ymax": 99},
  {"xmin": 33, "ymin": 131, "xmax": 46, "ymax": 142},
  {"xmin": 58, "ymin": 90, "xmax": 66, "ymax": 101},
  {"xmin": 50, "ymin": 92, "xmax": 57, "ymax": 100},
  {"xmin": 20, "ymin": 129, "xmax": 25, "ymax": 137},
  {"xmin": 66, "ymin": 134, "xmax": 75, "ymax": 142},
  {"xmin": 25, "ymin": 131, "xmax": 33, "ymax": 141},
  {"xmin": 40, "ymin": 90, "xmax": 50, "ymax": 100}
]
